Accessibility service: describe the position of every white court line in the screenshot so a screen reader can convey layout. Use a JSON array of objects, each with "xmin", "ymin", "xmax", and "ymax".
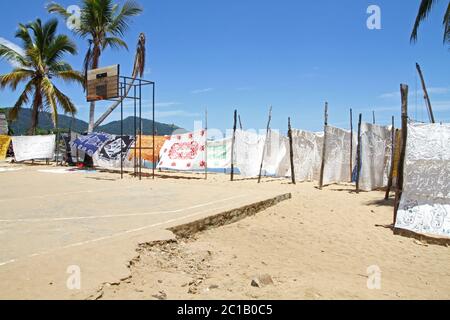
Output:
[
  {"xmin": 0, "ymin": 197, "xmax": 251, "ymax": 268},
  {"xmin": 0, "ymin": 185, "xmax": 139, "ymax": 203},
  {"xmin": 0, "ymin": 168, "xmax": 22, "ymax": 173},
  {"xmin": 0, "ymin": 259, "xmax": 16, "ymax": 267},
  {"xmin": 0, "ymin": 195, "xmax": 247, "ymax": 223}
]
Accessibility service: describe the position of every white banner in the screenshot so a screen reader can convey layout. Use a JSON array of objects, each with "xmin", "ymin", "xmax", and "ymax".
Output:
[
  {"xmin": 323, "ymin": 126, "xmax": 356, "ymax": 185},
  {"xmin": 284, "ymin": 129, "xmax": 323, "ymax": 182},
  {"xmin": 234, "ymin": 130, "xmax": 266, "ymax": 178},
  {"xmin": 12, "ymin": 135, "xmax": 56, "ymax": 162},
  {"xmin": 395, "ymin": 123, "xmax": 450, "ymax": 238},
  {"xmin": 359, "ymin": 123, "xmax": 392, "ymax": 191},
  {"xmin": 262, "ymin": 130, "xmax": 288, "ymax": 176}
]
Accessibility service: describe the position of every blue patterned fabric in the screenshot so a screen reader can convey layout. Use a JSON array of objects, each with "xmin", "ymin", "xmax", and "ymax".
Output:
[{"xmin": 71, "ymin": 133, "xmax": 112, "ymax": 157}]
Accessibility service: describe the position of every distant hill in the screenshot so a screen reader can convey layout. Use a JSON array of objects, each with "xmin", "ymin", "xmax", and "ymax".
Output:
[
  {"xmin": 0, "ymin": 108, "xmax": 185, "ymax": 136},
  {"xmin": 98, "ymin": 117, "xmax": 186, "ymax": 136}
]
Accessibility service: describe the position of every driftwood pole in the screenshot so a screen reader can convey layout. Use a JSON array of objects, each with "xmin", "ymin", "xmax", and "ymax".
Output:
[
  {"xmin": 385, "ymin": 116, "xmax": 396, "ymax": 200},
  {"xmin": 230, "ymin": 110, "xmax": 238, "ymax": 181},
  {"xmin": 350, "ymin": 108, "xmax": 354, "ymax": 182},
  {"xmin": 319, "ymin": 102, "xmax": 329, "ymax": 190},
  {"xmin": 258, "ymin": 106, "xmax": 273, "ymax": 184},
  {"xmin": 356, "ymin": 113, "xmax": 363, "ymax": 193},
  {"xmin": 288, "ymin": 117, "xmax": 296, "ymax": 185},
  {"xmin": 416, "ymin": 63, "xmax": 435, "ymax": 123},
  {"xmin": 394, "ymin": 84, "xmax": 409, "ymax": 226}
]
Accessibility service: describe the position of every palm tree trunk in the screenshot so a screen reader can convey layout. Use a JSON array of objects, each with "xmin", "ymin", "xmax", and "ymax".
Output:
[
  {"xmin": 29, "ymin": 88, "xmax": 42, "ymax": 136},
  {"xmin": 87, "ymin": 44, "xmax": 101, "ymax": 134},
  {"xmin": 84, "ymin": 44, "xmax": 100, "ymax": 167},
  {"xmin": 88, "ymin": 101, "xmax": 96, "ymax": 133},
  {"xmin": 93, "ymin": 76, "xmax": 136, "ymax": 130}
]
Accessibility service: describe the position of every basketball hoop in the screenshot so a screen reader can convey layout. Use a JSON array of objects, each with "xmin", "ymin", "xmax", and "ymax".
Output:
[{"xmin": 86, "ymin": 95, "xmax": 105, "ymax": 102}]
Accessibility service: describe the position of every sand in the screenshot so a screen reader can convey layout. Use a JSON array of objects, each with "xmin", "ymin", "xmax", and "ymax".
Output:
[
  {"xmin": 1, "ymin": 162, "xmax": 449, "ymax": 300},
  {"xmin": 97, "ymin": 180, "xmax": 450, "ymax": 300}
]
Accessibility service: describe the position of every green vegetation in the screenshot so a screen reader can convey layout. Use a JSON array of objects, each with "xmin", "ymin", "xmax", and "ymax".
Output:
[
  {"xmin": 2, "ymin": 107, "xmax": 184, "ymax": 136},
  {"xmin": 0, "ymin": 19, "xmax": 84, "ymax": 135}
]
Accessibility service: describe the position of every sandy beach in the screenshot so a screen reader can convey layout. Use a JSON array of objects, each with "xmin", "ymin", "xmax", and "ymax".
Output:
[{"xmin": 94, "ymin": 176, "xmax": 450, "ymax": 300}]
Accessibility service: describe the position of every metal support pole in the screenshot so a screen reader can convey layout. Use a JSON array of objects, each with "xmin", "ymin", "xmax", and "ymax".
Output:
[
  {"xmin": 139, "ymin": 79, "xmax": 142, "ymax": 181},
  {"xmin": 120, "ymin": 83, "xmax": 124, "ymax": 180},
  {"xmin": 152, "ymin": 82, "xmax": 156, "ymax": 180}
]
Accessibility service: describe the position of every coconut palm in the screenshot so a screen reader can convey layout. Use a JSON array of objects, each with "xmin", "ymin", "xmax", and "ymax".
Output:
[
  {"xmin": 47, "ymin": 0, "xmax": 143, "ymax": 133},
  {"xmin": 411, "ymin": 0, "xmax": 450, "ymax": 45},
  {"xmin": 0, "ymin": 19, "xmax": 84, "ymax": 135}
]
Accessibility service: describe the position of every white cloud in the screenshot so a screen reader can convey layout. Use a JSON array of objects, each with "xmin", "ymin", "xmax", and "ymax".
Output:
[
  {"xmin": 0, "ymin": 37, "xmax": 25, "ymax": 67},
  {"xmin": 191, "ymin": 88, "xmax": 214, "ymax": 94},
  {"xmin": 156, "ymin": 110, "xmax": 201, "ymax": 118},
  {"xmin": 379, "ymin": 87, "xmax": 450, "ymax": 99},
  {"xmin": 155, "ymin": 102, "xmax": 182, "ymax": 108}
]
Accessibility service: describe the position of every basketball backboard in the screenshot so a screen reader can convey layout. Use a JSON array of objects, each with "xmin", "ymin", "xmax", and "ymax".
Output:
[{"xmin": 86, "ymin": 65, "xmax": 120, "ymax": 102}]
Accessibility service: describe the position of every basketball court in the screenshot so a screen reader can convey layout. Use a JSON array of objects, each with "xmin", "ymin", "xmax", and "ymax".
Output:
[{"xmin": 0, "ymin": 165, "xmax": 288, "ymax": 299}]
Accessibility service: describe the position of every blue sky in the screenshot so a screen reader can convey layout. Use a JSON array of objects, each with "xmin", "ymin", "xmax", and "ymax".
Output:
[{"xmin": 0, "ymin": 0, "xmax": 449, "ymax": 133}]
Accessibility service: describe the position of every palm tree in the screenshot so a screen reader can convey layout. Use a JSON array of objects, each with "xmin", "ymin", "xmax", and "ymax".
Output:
[
  {"xmin": 411, "ymin": 0, "xmax": 450, "ymax": 45},
  {"xmin": 47, "ymin": 0, "xmax": 143, "ymax": 133},
  {"xmin": 0, "ymin": 19, "xmax": 84, "ymax": 135}
]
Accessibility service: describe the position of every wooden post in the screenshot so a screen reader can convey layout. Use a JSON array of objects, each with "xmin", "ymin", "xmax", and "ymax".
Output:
[
  {"xmin": 350, "ymin": 108, "xmax": 354, "ymax": 182},
  {"xmin": 394, "ymin": 84, "xmax": 409, "ymax": 226},
  {"xmin": 288, "ymin": 117, "xmax": 296, "ymax": 185},
  {"xmin": 258, "ymin": 106, "xmax": 273, "ymax": 184},
  {"xmin": 238, "ymin": 115, "xmax": 243, "ymax": 130},
  {"xmin": 385, "ymin": 116, "xmax": 396, "ymax": 200},
  {"xmin": 356, "ymin": 114, "xmax": 363, "ymax": 193},
  {"xmin": 416, "ymin": 63, "xmax": 435, "ymax": 123},
  {"xmin": 372, "ymin": 111, "xmax": 376, "ymax": 125},
  {"xmin": 319, "ymin": 102, "xmax": 329, "ymax": 190},
  {"xmin": 230, "ymin": 110, "xmax": 238, "ymax": 181}
]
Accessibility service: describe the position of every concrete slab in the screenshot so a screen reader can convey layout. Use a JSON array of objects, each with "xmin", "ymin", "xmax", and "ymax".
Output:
[{"xmin": 0, "ymin": 165, "xmax": 289, "ymax": 299}]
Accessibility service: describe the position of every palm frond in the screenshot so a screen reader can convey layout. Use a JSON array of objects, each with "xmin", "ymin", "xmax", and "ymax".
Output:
[
  {"xmin": 444, "ymin": 2, "xmax": 450, "ymax": 44},
  {"xmin": 83, "ymin": 40, "xmax": 93, "ymax": 76},
  {"xmin": 411, "ymin": 0, "xmax": 437, "ymax": 43},
  {"xmin": 53, "ymin": 84, "xmax": 77, "ymax": 116},
  {"xmin": 41, "ymin": 77, "xmax": 59, "ymax": 126},
  {"xmin": 54, "ymin": 69, "xmax": 85, "ymax": 88},
  {"xmin": 9, "ymin": 80, "xmax": 35, "ymax": 121},
  {"xmin": 0, "ymin": 44, "xmax": 29, "ymax": 67},
  {"xmin": 108, "ymin": 0, "xmax": 143, "ymax": 37},
  {"xmin": 132, "ymin": 32, "xmax": 145, "ymax": 77},
  {"xmin": 45, "ymin": 34, "xmax": 78, "ymax": 65},
  {"xmin": 15, "ymin": 23, "xmax": 33, "ymax": 50},
  {"xmin": 102, "ymin": 37, "xmax": 128, "ymax": 50},
  {"xmin": 0, "ymin": 69, "xmax": 33, "ymax": 90},
  {"xmin": 46, "ymin": 2, "xmax": 72, "ymax": 19}
]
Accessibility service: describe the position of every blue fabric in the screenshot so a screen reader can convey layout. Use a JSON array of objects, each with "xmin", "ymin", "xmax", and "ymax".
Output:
[{"xmin": 71, "ymin": 133, "xmax": 112, "ymax": 157}]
